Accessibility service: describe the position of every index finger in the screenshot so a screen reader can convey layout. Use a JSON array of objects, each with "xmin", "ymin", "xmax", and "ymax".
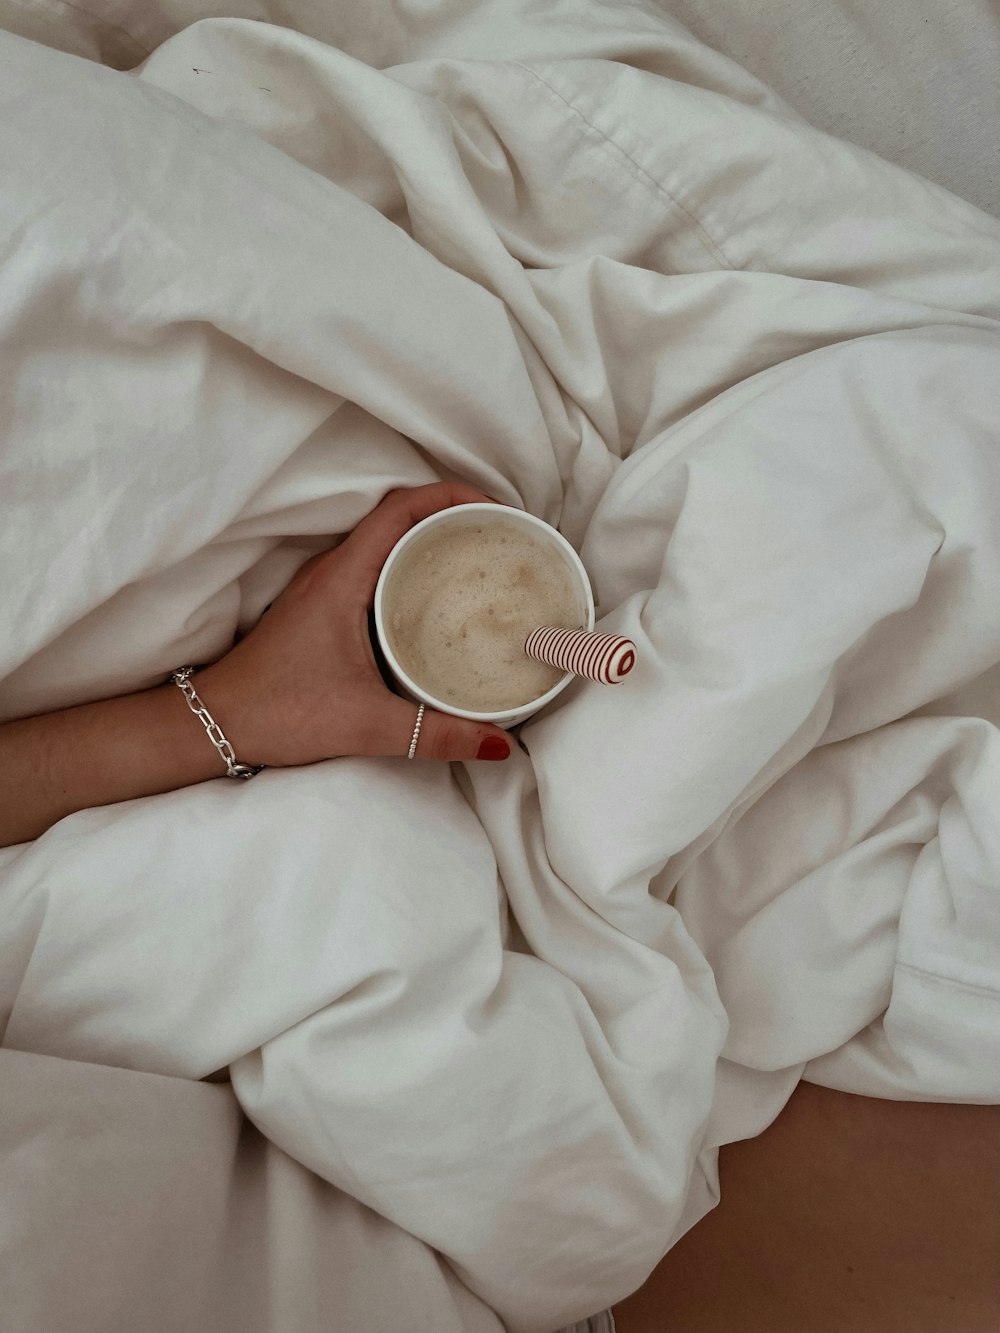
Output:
[{"xmin": 340, "ymin": 482, "xmax": 502, "ymax": 599}]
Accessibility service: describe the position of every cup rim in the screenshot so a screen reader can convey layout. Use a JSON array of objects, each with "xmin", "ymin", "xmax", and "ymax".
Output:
[{"xmin": 373, "ymin": 503, "xmax": 596, "ymax": 724}]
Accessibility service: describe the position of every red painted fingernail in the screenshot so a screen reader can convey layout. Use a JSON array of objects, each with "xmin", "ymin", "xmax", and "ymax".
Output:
[{"xmin": 477, "ymin": 736, "xmax": 511, "ymax": 761}]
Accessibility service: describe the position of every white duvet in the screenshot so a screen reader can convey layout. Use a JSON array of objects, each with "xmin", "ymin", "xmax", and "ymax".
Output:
[{"xmin": 2, "ymin": 2, "xmax": 999, "ymax": 1329}]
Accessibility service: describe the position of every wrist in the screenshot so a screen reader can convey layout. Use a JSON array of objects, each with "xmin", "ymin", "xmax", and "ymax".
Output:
[
  {"xmin": 185, "ymin": 662, "xmax": 269, "ymax": 772},
  {"xmin": 159, "ymin": 680, "xmax": 234, "ymax": 782}
]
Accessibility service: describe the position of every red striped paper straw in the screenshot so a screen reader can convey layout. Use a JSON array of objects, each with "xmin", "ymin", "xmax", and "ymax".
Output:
[{"xmin": 525, "ymin": 626, "xmax": 636, "ymax": 684}]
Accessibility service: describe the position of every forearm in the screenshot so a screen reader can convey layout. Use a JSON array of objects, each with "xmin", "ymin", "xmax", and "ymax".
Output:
[
  {"xmin": 0, "ymin": 489, "xmax": 511, "ymax": 846},
  {"xmin": 0, "ymin": 680, "xmax": 230, "ymax": 847}
]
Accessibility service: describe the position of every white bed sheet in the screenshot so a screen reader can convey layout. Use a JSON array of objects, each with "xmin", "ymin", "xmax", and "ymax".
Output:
[
  {"xmin": 2, "ymin": 3, "xmax": 999, "ymax": 1332},
  {"xmin": 1, "ymin": 1048, "xmax": 502, "ymax": 1333},
  {"xmin": 3, "ymin": 0, "xmax": 997, "ymax": 214},
  {"xmin": 663, "ymin": 0, "xmax": 1000, "ymax": 219}
]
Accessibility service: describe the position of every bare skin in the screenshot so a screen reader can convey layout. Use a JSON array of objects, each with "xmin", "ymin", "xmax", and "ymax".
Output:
[
  {"xmin": 0, "ymin": 484, "xmax": 513, "ymax": 847},
  {"xmin": 614, "ymin": 1081, "xmax": 1000, "ymax": 1333}
]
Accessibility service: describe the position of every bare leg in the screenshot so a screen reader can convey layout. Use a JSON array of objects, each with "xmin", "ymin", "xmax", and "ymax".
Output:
[{"xmin": 614, "ymin": 1081, "xmax": 1000, "ymax": 1333}]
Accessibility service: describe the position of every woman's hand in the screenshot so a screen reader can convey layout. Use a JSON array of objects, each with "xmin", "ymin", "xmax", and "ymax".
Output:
[
  {"xmin": 0, "ymin": 484, "xmax": 511, "ymax": 846},
  {"xmin": 197, "ymin": 483, "xmax": 513, "ymax": 766}
]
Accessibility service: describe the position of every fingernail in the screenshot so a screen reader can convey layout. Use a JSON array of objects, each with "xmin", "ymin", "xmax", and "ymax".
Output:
[{"xmin": 477, "ymin": 736, "xmax": 511, "ymax": 761}]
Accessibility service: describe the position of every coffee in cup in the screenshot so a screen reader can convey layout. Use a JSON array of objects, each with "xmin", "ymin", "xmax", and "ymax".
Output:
[{"xmin": 374, "ymin": 505, "xmax": 594, "ymax": 724}]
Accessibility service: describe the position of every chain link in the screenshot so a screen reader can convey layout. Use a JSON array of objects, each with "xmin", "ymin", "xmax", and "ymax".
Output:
[{"xmin": 171, "ymin": 667, "xmax": 263, "ymax": 779}]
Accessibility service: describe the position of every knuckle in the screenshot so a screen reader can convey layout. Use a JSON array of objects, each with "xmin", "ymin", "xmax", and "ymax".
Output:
[
  {"xmin": 424, "ymin": 717, "xmax": 461, "ymax": 762},
  {"xmin": 382, "ymin": 487, "xmax": 413, "ymax": 511}
]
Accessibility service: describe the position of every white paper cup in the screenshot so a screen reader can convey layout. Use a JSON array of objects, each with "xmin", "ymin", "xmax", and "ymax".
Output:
[{"xmin": 373, "ymin": 503, "xmax": 595, "ymax": 727}]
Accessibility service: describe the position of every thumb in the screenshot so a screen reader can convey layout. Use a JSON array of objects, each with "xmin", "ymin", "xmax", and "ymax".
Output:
[{"xmin": 413, "ymin": 706, "xmax": 513, "ymax": 763}]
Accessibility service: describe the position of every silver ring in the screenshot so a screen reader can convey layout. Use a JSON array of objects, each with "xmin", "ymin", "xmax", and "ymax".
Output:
[{"xmin": 407, "ymin": 702, "xmax": 425, "ymax": 760}]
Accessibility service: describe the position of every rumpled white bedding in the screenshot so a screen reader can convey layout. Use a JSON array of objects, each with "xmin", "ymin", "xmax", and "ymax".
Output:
[
  {"xmin": 2, "ymin": 1, "xmax": 1000, "ymax": 1329},
  {"xmin": 665, "ymin": 0, "xmax": 1000, "ymax": 220},
  {"xmin": 2, "ymin": 1046, "xmax": 504, "ymax": 1333}
]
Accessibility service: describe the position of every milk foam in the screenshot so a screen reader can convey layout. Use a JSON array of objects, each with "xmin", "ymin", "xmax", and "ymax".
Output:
[{"xmin": 383, "ymin": 517, "xmax": 585, "ymax": 711}]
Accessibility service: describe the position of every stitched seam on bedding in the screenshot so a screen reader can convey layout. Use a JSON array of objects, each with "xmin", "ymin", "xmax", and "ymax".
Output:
[
  {"xmin": 515, "ymin": 62, "xmax": 735, "ymax": 271},
  {"xmin": 896, "ymin": 960, "xmax": 1000, "ymax": 1002}
]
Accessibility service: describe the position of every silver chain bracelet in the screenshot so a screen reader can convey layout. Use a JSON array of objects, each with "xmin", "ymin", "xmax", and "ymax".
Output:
[{"xmin": 171, "ymin": 666, "xmax": 264, "ymax": 779}]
